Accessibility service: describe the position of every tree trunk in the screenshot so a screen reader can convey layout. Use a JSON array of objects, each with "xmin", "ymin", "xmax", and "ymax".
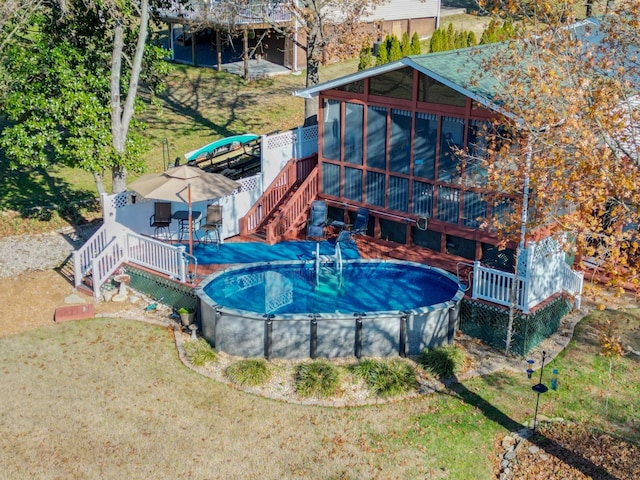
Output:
[
  {"xmin": 108, "ymin": 0, "xmax": 149, "ymax": 193},
  {"xmin": 93, "ymin": 172, "xmax": 107, "ymax": 196},
  {"xmin": 505, "ymin": 247, "xmax": 520, "ymax": 355},
  {"xmin": 243, "ymin": 26, "xmax": 249, "ymax": 81},
  {"xmin": 111, "ymin": 165, "xmax": 127, "ymax": 194},
  {"xmin": 304, "ymin": 24, "xmax": 320, "ymax": 125}
]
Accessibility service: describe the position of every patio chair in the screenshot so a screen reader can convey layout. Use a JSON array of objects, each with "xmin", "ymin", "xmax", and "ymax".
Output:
[
  {"xmin": 306, "ymin": 200, "xmax": 328, "ymax": 240},
  {"xmin": 352, "ymin": 207, "xmax": 369, "ymax": 235},
  {"xmin": 201, "ymin": 204, "xmax": 223, "ymax": 245},
  {"xmin": 336, "ymin": 207, "xmax": 369, "ymax": 245},
  {"xmin": 149, "ymin": 202, "xmax": 172, "ymax": 239}
]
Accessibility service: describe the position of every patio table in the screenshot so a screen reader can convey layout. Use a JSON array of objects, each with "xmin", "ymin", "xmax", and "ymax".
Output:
[{"xmin": 173, "ymin": 210, "xmax": 202, "ymax": 242}]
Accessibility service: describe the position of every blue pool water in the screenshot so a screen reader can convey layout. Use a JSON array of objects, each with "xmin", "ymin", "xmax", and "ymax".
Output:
[{"xmin": 202, "ymin": 260, "xmax": 460, "ymax": 315}]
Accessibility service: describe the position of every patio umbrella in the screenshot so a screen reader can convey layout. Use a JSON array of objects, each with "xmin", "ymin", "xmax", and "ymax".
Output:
[{"xmin": 128, "ymin": 165, "xmax": 240, "ymax": 257}]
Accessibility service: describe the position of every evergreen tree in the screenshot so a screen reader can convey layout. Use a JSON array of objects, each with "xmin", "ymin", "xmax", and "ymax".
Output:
[
  {"xmin": 401, "ymin": 32, "xmax": 411, "ymax": 55},
  {"xmin": 429, "ymin": 28, "xmax": 443, "ymax": 52},
  {"xmin": 389, "ymin": 35, "xmax": 402, "ymax": 61},
  {"xmin": 410, "ymin": 32, "xmax": 421, "ymax": 54},
  {"xmin": 446, "ymin": 23, "xmax": 455, "ymax": 50},
  {"xmin": 358, "ymin": 44, "xmax": 373, "ymax": 70},
  {"xmin": 467, "ymin": 31, "xmax": 478, "ymax": 47},
  {"xmin": 480, "ymin": 19, "xmax": 499, "ymax": 44},
  {"xmin": 375, "ymin": 39, "xmax": 388, "ymax": 65}
]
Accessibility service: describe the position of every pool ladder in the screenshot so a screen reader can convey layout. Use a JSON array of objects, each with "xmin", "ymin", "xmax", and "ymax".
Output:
[{"xmin": 314, "ymin": 242, "xmax": 343, "ymax": 291}]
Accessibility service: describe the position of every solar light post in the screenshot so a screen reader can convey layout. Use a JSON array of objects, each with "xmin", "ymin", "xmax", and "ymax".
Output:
[{"xmin": 526, "ymin": 350, "xmax": 558, "ymax": 432}]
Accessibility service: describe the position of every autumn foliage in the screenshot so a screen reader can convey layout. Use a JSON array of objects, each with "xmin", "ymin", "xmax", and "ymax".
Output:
[{"xmin": 474, "ymin": 0, "xmax": 640, "ymax": 288}]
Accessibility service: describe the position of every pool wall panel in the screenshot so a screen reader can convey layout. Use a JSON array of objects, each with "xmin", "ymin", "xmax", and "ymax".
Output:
[
  {"xmin": 216, "ymin": 313, "xmax": 265, "ymax": 357},
  {"xmin": 270, "ymin": 319, "xmax": 309, "ymax": 359},
  {"xmin": 407, "ymin": 308, "xmax": 449, "ymax": 355},
  {"xmin": 316, "ymin": 318, "xmax": 356, "ymax": 358},
  {"xmin": 361, "ymin": 315, "xmax": 401, "ymax": 357}
]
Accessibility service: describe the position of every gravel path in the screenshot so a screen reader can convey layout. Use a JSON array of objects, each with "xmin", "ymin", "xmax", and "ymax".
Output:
[{"xmin": 0, "ymin": 224, "xmax": 99, "ymax": 278}]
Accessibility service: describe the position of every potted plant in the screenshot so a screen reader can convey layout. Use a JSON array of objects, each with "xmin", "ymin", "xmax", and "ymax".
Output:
[{"xmin": 177, "ymin": 307, "xmax": 196, "ymax": 326}]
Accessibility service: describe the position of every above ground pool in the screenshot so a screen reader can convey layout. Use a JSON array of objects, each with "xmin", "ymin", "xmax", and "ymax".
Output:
[{"xmin": 196, "ymin": 259, "xmax": 464, "ymax": 359}]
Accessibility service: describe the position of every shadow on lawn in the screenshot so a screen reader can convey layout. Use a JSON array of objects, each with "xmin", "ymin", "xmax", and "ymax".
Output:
[
  {"xmin": 439, "ymin": 379, "xmax": 618, "ymax": 480},
  {"xmin": 0, "ymin": 154, "xmax": 98, "ymax": 229}
]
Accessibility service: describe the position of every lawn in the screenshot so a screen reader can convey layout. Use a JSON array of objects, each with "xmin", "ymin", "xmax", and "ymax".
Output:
[{"xmin": 0, "ymin": 308, "xmax": 637, "ymax": 479}]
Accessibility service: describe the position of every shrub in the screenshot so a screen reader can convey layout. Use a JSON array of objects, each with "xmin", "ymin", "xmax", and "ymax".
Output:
[
  {"xmin": 419, "ymin": 346, "xmax": 465, "ymax": 380},
  {"xmin": 294, "ymin": 361, "xmax": 341, "ymax": 398},
  {"xmin": 349, "ymin": 358, "xmax": 417, "ymax": 398},
  {"xmin": 225, "ymin": 358, "xmax": 272, "ymax": 387},
  {"xmin": 182, "ymin": 338, "xmax": 217, "ymax": 366}
]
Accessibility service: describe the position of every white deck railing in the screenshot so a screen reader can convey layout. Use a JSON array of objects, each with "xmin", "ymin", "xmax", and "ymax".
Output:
[
  {"xmin": 125, "ymin": 233, "xmax": 188, "ymax": 281},
  {"xmin": 472, "ymin": 263, "xmax": 529, "ymax": 312},
  {"xmin": 472, "ymin": 237, "xmax": 584, "ymax": 314},
  {"xmin": 560, "ymin": 263, "xmax": 584, "ymax": 309}
]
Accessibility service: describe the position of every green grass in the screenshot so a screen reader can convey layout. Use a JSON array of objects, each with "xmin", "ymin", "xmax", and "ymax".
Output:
[
  {"xmin": 348, "ymin": 358, "xmax": 417, "ymax": 398},
  {"xmin": 294, "ymin": 360, "xmax": 342, "ymax": 398},
  {"xmin": 182, "ymin": 337, "xmax": 217, "ymax": 366},
  {"xmin": 225, "ymin": 358, "xmax": 272, "ymax": 387}
]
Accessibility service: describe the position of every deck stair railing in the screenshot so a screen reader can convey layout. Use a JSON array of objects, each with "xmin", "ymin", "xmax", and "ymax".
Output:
[
  {"xmin": 264, "ymin": 166, "xmax": 318, "ymax": 243},
  {"xmin": 73, "ymin": 225, "xmax": 191, "ymax": 298},
  {"xmin": 73, "ymin": 224, "xmax": 110, "ymax": 288},
  {"xmin": 239, "ymin": 153, "xmax": 318, "ymax": 243}
]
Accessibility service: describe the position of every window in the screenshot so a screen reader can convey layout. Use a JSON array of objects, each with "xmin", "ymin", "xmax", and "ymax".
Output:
[
  {"xmin": 390, "ymin": 109, "xmax": 412, "ymax": 174},
  {"xmin": 344, "ymin": 103, "xmax": 363, "ymax": 165},
  {"xmin": 322, "ymin": 99, "xmax": 341, "ymax": 161},
  {"xmin": 446, "ymin": 235, "xmax": 476, "ymax": 260},
  {"xmin": 418, "ymin": 73, "xmax": 467, "ymax": 107},
  {"xmin": 464, "ymin": 120, "xmax": 490, "ymax": 187},
  {"xmin": 366, "ymin": 171, "xmax": 386, "ymax": 207},
  {"xmin": 412, "ymin": 181, "xmax": 433, "ymax": 218},
  {"xmin": 380, "ymin": 219, "xmax": 407, "ymax": 244},
  {"xmin": 463, "ymin": 191, "xmax": 487, "ymax": 228},
  {"xmin": 436, "ymin": 186, "xmax": 460, "ymax": 224},
  {"xmin": 388, "ymin": 176, "xmax": 409, "ymax": 212},
  {"xmin": 366, "ymin": 105, "xmax": 387, "ymax": 169},
  {"xmin": 414, "ymin": 113, "xmax": 437, "ymax": 179},
  {"xmin": 369, "ymin": 67, "xmax": 413, "ymax": 100},
  {"xmin": 322, "ymin": 162, "xmax": 340, "ymax": 197},
  {"xmin": 336, "ymin": 79, "xmax": 364, "ymax": 94},
  {"xmin": 438, "ymin": 116, "xmax": 465, "ymax": 183},
  {"xmin": 344, "ymin": 167, "xmax": 363, "ymax": 203},
  {"xmin": 481, "ymin": 243, "xmax": 514, "ymax": 271},
  {"xmin": 412, "ymin": 228, "xmax": 441, "ymax": 251}
]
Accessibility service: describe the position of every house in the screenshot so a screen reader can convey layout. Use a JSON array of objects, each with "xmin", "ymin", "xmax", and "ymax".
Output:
[
  {"xmin": 158, "ymin": 0, "xmax": 444, "ymax": 72},
  {"xmin": 292, "ymin": 38, "xmax": 514, "ymax": 269}
]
